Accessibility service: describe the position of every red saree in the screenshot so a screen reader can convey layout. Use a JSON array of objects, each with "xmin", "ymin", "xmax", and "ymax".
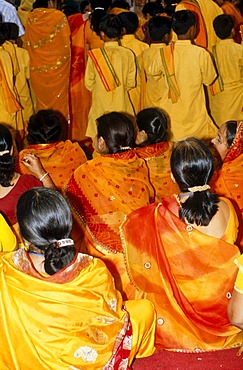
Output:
[
  {"xmin": 120, "ymin": 195, "xmax": 243, "ymax": 350},
  {"xmin": 211, "ymin": 121, "xmax": 243, "ymax": 249},
  {"xmin": 136, "ymin": 142, "xmax": 179, "ymax": 201}
]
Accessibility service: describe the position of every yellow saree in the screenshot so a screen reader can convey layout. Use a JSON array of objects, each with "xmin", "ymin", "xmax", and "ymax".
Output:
[
  {"xmin": 0, "ymin": 249, "xmax": 136, "ymax": 369},
  {"xmin": 120, "ymin": 195, "xmax": 243, "ymax": 350}
]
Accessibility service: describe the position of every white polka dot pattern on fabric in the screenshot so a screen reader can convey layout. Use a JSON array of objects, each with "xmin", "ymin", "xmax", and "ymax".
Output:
[
  {"xmin": 157, "ymin": 318, "xmax": 164, "ymax": 326},
  {"xmin": 144, "ymin": 262, "xmax": 151, "ymax": 269}
]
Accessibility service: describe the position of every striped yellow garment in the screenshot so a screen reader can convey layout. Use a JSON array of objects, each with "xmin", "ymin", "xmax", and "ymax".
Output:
[
  {"xmin": 160, "ymin": 43, "xmax": 180, "ymax": 104},
  {"xmin": 88, "ymin": 48, "xmax": 121, "ymax": 91},
  {"xmin": 209, "ymin": 44, "xmax": 224, "ymax": 96}
]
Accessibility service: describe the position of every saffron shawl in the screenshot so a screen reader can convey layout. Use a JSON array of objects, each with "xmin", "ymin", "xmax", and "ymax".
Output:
[
  {"xmin": 0, "ymin": 249, "xmax": 133, "ymax": 369},
  {"xmin": 120, "ymin": 195, "xmax": 243, "ymax": 350},
  {"xmin": 64, "ymin": 150, "xmax": 154, "ymax": 254},
  {"xmin": 136, "ymin": 142, "xmax": 179, "ymax": 201},
  {"xmin": 17, "ymin": 140, "xmax": 87, "ymax": 190}
]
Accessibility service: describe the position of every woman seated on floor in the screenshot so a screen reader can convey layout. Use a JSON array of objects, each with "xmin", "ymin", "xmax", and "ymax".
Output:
[
  {"xmin": 135, "ymin": 107, "xmax": 178, "ymax": 201},
  {"xmin": 17, "ymin": 109, "xmax": 87, "ymax": 191},
  {"xmin": 211, "ymin": 120, "xmax": 243, "ymax": 251},
  {"xmin": 0, "ymin": 123, "xmax": 55, "ymax": 241},
  {"xmin": 0, "ymin": 187, "xmax": 156, "ymax": 368},
  {"xmin": 64, "ymin": 111, "xmax": 154, "ymax": 298},
  {"xmin": 120, "ymin": 137, "xmax": 243, "ymax": 351}
]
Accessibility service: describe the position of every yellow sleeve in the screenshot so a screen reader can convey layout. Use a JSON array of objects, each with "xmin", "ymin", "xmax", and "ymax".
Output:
[{"xmin": 0, "ymin": 214, "xmax": 17, "ymax": 252}]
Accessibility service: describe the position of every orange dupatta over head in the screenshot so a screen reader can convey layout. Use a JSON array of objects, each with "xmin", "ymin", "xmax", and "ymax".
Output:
[{"xmin": 120, "ymin": 196, "xmax": 243, "ymax": 350}]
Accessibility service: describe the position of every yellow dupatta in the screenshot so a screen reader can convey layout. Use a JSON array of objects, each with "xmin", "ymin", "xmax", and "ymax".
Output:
[{"xmin": 160, "ymin": 43, "xmax": 180, "ymax": 103}]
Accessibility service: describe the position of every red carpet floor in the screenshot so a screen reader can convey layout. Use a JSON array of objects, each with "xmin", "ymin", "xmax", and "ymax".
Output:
[{"xmin": 132, "ymin": 347, "xmax": 243, "ymax": 370}]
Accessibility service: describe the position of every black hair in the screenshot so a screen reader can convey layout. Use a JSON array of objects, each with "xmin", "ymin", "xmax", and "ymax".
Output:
[
  {"xmin": 4, "ymin": 22, "xmax": 19, "ymax": 41},
  {"xmin": 148, "ymin": 16, "xmax": 171, "ymax": 42},
  {"xmin": 225, "ymin": 120, "xmax": 237, "ymax": 148},
  {"xmin": 0, "ymin": 23, "xmax": 10, "ymax": 45},
  {"xmin": 117, "ymin": 11, "xmax": 139, "ymax": 34},
  {"xmin": 170, "ymin": 137, "xmax": 219, "ymax": 226},
  {"xmin": 90, "ymin": 9, "xmax": 107, "ymax": 35},
  {"xmin": 110, "ymin": 0, "xmax": 130, "ymax": 10},
  {"xmin": 97, "ymin": 112, "xmax": 135, "ymax": 153},
  {"xmin": 136, "ymin": 108, "xmax": 168, "ymax": 146},
  {"xmin": 27, "ymin": 109, "xmax": 62, "ymax": 145},
  {"xmin": 142, "ymin": 2, "xmax": 164, "ymax": 17},
  {"xmin": 33, "ymin": 0, "xmax": 49, "ymax": 9},
  {"xmin": 90, "ymin": 0, "xmax": 112, "ymax": 11},
  {"xmin": 17, "ymin": 188, "xmax": 76, "ymax": 275},
  {"xmin": 80, "ymin": 0, "xmax": 90, "ymax": 13},
  {"xmin": 0, "ymin": 124, "xmax": 15, "ymax": 187},
  {"xmin": 99, "ymin": 14, "xmax": 122, "ymax": 38},
  {"xmin": 213, "ymin": 14, "xmax": 234, "ymax": 40},
  {"xmin": 172, "ymin": 10, "xmax": 196, "ymax": 35}
]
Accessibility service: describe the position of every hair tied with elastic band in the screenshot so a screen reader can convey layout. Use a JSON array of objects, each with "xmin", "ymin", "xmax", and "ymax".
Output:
[
  {"xmin": 54, "ymin": 238, "xmax": 74, "ymax": 248},
  {"xmin": 120, "ymin": 146, "xmax": 131, "ymax": 150},
  {"xmin": 188, "ymin": 184, "xmax": 211, "ymax": 193},
  {"xmin": 0, "ymin": 150, "xmax": 9, "ymax": 156}
]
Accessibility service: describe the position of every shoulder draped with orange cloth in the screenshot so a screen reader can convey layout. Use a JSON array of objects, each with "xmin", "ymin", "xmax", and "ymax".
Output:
[
  {"xmin": 211, "ymin": 120, "xmax": 243, "ymax": 251},
  {"xmin": 24, "ymin": 8, "xmax": 70, "ymax": 120},
  {"xmin": 120, "ymin": 137, "xmax": 243, "ymax": 350},
  {"xmin": 0, "ymin": 187, "xmax": 156, "ymax": 368}
]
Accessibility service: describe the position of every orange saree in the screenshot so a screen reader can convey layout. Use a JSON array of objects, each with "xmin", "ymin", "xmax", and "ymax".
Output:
[
  {"xmin": 64, "ymin": 150, "xmax": 154, "ymax": 298},
  {"xmin": 24, "ymin": 9, "xmax": 71, "ymax": 120},
  {"xmin": 211, "ymin": 121, "xmax": 243, "ymax": 250},
  {"xmin": 0, "ymin": 249, "xmax": 135, "ymax": 369},
  {"xmin": 120, "ymin": 195, "xmax": 243, "ymax": 350},
  {"xmin": 68, "ymin": 14, "xmax": 91, "ymax": 141},
  {"xmin": 17, "ymin": 140, "xmax": 87, "ymax": 190},
  {"xmin": 222, "ymin": 2, "xmax": 243, "ymax": 44},
  {"xmin": 136, "ymin": 142, "xmax": 179, "ymax": 201}
]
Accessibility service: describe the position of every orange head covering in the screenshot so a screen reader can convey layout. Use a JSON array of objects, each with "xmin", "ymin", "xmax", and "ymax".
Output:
[{"xmin": 224, "ymin": 121, "xmax": 243, "ymax": 163}]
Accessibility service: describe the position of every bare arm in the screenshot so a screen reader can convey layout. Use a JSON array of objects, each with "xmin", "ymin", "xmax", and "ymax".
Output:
[{"xmin": 22, "ymin": 154, "xmax": 56, "ymax": 190}]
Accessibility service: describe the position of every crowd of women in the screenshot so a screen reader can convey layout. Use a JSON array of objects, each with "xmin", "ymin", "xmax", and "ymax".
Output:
[{"xmin": 0, "ymin": 0, "xmax": 243, "ymax": 368}]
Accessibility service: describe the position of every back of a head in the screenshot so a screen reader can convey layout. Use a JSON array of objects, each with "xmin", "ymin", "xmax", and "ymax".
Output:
[
  {"xmin": 0, "ymin": 123, "xmax": 14, "ymax": 187},
  {"xmin": 4, "ymin": 22, "xmax": 19, "ymax": 41},
  {"xmin": 136, "ymin": 108, "xmax": 168, "ymax": 146},
  {"xmin": 213, "ymin": 14, "xmax": 234, "ymax": 40},
  {"xmin": 28, "ymin": 109, "xmax": 62, "ymax": 145},
  {"xmin": 118, "ymin": 11, "xmax": 139, "ymax": 34},
  {"xmin": 97, "ymin": 112, "xmax": 135, "ymax": 153},
  {"xmin": 172, "ymin": 10, "xmax": 196, "ymax": 36},
  {"xmin": 90, "ymin": 0, "xmax": 112, "ymax": 11},
  {"xmin": 142, "ymin": 3, "xmax": 164, "ymax": 18},
  {"xmin": 148, "ymin": 16, "xmax": 172, "ymax": 42},
  {"xmin": 110, "ymin": 0, "xmax": 130, "ymax": 10},
  {"xmin": 170, "ymin": 137, "xmax": 219, "ymax": 226},
  {"xmin": 17, "ymin": 188, "xmax": 76, "ymax": 275},
  {"xmin": 99, "ymin": 14, "xmax": 122, "ymax": 38},
  {"xmin": 225, "ymin": 120, "xmax": 237, "ymax": 148},
  {"xmin": 0, "ymin": 23, "xmax": 10, "ymax": 45},
  {"xmin": 33, "ymin": 0, "xmax": 49, "ymax": 9},
  {"xmin": 90, "ymin": 9, "xmax": 107, "ymax": 35}
]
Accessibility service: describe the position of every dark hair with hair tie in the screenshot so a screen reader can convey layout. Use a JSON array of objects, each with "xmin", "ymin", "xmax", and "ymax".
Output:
[
  {"xmin": 97, "ymin": 112, "xmax": 135, "ymax": 154},
  {"xmin": 27, "ymin": 109, "xmax": 62, "ymax": 144},
  {"xmin": 0, "ymin": 124, "xmax": 15, "ymax": 187},
  {"xmin": 171, "ymin": 137, "xmax": 219, "ymax": 226},
  {"xmin": 17, "ymin": 188, "xmax": 76, "ymax": 275},
  {"xmin": 136, "ymin": 108, "xmax": 168, "ymax": 146}
]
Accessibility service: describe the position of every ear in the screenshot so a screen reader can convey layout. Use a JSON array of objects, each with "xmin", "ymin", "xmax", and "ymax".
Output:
[
  {"xmin": 135, "ymin": 130, "xmax": 147, "ymax": 145},
  {"xmin": 98, "ymin": 136, "xmax": 108, "ymax": 154},
  {"xmin": 100, "ymin": 31, "xmax": 106, "ymax": 41}
]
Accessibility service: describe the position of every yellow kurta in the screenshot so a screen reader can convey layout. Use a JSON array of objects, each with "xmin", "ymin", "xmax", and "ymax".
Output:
[
  {"xmin": 149, "ymin": 40, "xmax": 218, "ymax": 141},
  {"xmin": 0, "ymin": 214, "xmax": 16, "ymax": 252},
  {"xmin": 0, "ymin": 249, "xmax": 156, "ymax": 368},
  {"xmin": 85, "ymin": 41, "xmax": 136, "ymax": 138},
  {"xmin": 120, "ymin": 34, "xmax": 149, "ymax": 113},
  {"xmin": 176, "ymin": 0, "xmax": 223, "ymax": 52},
  {"xmin": 210, "ymin": 39, "xmax": 243, "ymax": 126},
  {"xmin": 142, "ymin": 42, "xmax": 166, "ymax": 108}
]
